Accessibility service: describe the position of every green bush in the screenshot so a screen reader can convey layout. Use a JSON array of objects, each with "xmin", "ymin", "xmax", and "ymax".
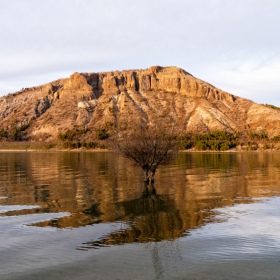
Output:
[
  {"xmin": 10, "ymin": 129, "xmax": 21, "ymax": 141},
  {"xmin": 63, "ymin": 141, "xmax": 99, "ymax": 149},
  {"xmin": 96, "ymin": 128, "xmax": 109, "ymax": 140},
  {"xmin": 86, "ymin": 142, "xmax": 98, "ymax": 149},
  {"xmin": 195, "ymin": 141, "xmax": 208, "ymax": 151},
  {"xmin": 45, "ymin": 143, "xmax": 56, "ymax": 149},
  {"xmin": 178, "ymin": 140, "xmax": 193, "ymax": 150},
  {"xmin": 194, "ymin": 130, "xmax": 238, "ymax": 141},
  {"xmin": 0, "ymin": 128, "xmax": 8, "ymax": 139},
  {"xmin": 194, "ymin": 140, "xmax": 233, "ymax": 151},
  {"xmin": 248, "ymin": 131, "xmax": 267, "ymax": 140},
  {"xmin": 220, "ymin": 142, "xmax": 230, "ymax": 151},
  {"xmin": 263, "ymin": 144, "xmax": 270, "ymax": 150},
  {"xmin": 264, "ymin": 104, "xmax": 280, "ymax": 111},
  {"xmin": 63, "ymin": 142, "xmax": 71, "ymax": 149},
  {"xmin": 58, "ymin": 127, "xmax": 88, "ymax": 141},
  {"xmin": 272, "ymin": 135, "xmax": 280, "ymax": 141}
]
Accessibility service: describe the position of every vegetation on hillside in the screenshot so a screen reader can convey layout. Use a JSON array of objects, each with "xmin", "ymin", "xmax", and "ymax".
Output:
[
  {"xmin": 58, "ymin": 127, "xmax": 88, "ymax": 141},
  {"xmin": 264, "ymin": 104, "xmax": 280, "ymax": 111},
  {"xmin": 2, "ymin": 120, "xmax": 280, "ymax": 152}
]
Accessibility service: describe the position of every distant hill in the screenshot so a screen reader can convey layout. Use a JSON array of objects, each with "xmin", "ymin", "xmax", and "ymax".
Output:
[{"xmin": 0, "ymin": 66, "xmax": 280, "ymax": 142}]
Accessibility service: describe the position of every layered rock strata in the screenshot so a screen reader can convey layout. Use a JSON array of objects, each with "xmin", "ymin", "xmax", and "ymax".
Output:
[{"xmin": 0, "ymin": 66, "xmax": 279, "ymax": 141}]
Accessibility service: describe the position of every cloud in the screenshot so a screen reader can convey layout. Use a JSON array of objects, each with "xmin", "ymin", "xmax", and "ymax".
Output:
[
  {"xmin": 0, "ymin": 0, "xmax": 280, "ymax": 104},
  {"xmin": 198, "ymin": 57, "xmax": 280, "ymax": 105}
]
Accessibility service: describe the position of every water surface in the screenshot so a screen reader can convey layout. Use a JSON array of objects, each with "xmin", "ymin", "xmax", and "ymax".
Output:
[{"xmin": 0, "ymin": 152, "xmax": 280, "ymax": 279}]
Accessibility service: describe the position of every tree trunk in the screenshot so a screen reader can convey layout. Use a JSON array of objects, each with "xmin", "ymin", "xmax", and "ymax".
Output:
[
  {"xmin": 150, "ymin": 170, "xmax": 156, "ymax": 183},
  {"xmin": 142, "ymin": 182, "xmax": 157, "ymax": 197},
  {"xmin": 143, "ymin": 168, "xmax": 157, "ymax": 183},
  {"xmin": 143, "ymin": 169, "xmax": 150, "ymax": 183}
]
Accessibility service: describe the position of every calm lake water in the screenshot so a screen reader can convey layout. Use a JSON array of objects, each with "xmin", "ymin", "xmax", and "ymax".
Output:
[{"xmin": 0, "ymin": 151, "xmax": 280, "ymax": 279}]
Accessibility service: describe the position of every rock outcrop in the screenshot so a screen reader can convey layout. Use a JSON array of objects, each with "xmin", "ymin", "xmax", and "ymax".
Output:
[{"xmin": 0, "ymin": 66, "xmax": 279, "ymax": 141}]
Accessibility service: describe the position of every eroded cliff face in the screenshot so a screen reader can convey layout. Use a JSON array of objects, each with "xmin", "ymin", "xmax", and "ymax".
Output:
[{"xmin": 0, "ymin": 66, "xmax": 279, "ymax": 141}]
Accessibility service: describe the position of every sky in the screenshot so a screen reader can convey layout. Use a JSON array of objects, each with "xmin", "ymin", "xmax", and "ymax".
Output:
[{"xmin": 1, "ymin": 0, "xmax": 280, "ymax": 105}]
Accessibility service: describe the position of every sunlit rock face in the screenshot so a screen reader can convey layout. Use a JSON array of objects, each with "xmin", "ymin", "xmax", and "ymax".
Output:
[{"xmin": 0, "ymin": 66, "xmax": 280, "ymax": 141}]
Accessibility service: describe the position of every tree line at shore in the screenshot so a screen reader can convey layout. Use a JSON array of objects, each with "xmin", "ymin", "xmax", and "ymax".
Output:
[{"xmin": 1, "ymin": 125, "xmax": 280, "ymax": 152}]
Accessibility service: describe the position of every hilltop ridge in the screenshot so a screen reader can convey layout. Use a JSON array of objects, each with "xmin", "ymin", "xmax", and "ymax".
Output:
[{"xmin": 0, "ymin": 66, "xmax": 279, "ymax": 143}]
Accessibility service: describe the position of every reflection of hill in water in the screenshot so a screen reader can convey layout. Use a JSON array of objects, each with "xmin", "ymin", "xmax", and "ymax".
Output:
[
  {"xmin": 1, "ymin": 152, "xmax": 280, "ymax": 246},
  {"xmin": 79, "ymin": 189, "xmax": 193, "ymax": 249},
  {"xmin": 32, "ymin": 186, "xmax": 197, "ymax": 243}
]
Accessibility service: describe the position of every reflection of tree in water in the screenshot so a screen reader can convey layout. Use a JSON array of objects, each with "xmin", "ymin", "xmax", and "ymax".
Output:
[
  {"xmin": 4, "ymin": 151, "xmax": 280, "ymax": 254},
  {"xmin": 144, "ymin": 241, "xmax": 183, "ymax": 280},
  {"xmin": 4, "ymin": 152, "xmax": 280, "ymax": 277},
  {"xmin": 76, "ymin": 184, "xmax": 186, "ymax": 280},
  {"xmin": 76, "ymin": 184, "xmax": 191, "ymax": 250},
  {"xmin": 31, "ymin": 182, "xmax": 199, "ymax": 246}
]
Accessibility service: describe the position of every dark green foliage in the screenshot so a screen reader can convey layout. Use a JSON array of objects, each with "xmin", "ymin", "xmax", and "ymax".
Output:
[
  {"xmin": 189, "ymin": 130, "xmax": 238, "ymax": 151},
  {"xmin": 220, "ymin": 142, "xmax": 230, "ymax": 151},
  {"xmin": 63, "ymin": 141, "xmax": 99, "ymax": 149},
  {"xmin": 45, "ymin": 143, "xmax": 56, "ymax": 149},
  {"xmin": 11, "ymin": 129, "xmax": 21, "ymax": 141},
  {"xmin": 0, "ymin": 122, "xmax": 30, "ymax": 141},
  {"xmin": 0, "ymin": 128, "xmax": 8, "ymax": 139},
  {"xmin": 96, "ymin": 128, "xmax": 109, "ymax": 140},
  {"xmin": 108, "ymin": 106, "xmax": 115, "ymax": 114},
  {"xmin": 86, "ymin": 142, "xmax": 98, "ymax": 149},
  {"xmin": 58, "ymin": 128, "xmax": 88, "ymax": 141},
  {"xmin": 248, "ymin": 131, "xmax": 267, "ymax": 140},
  {"xmin": 95, "ymin": 122, "xmax": 114, "ymax": 141},
  {"xmin": 194, "ymin": 140, "xmax": 235, "ymax": 151},
  {"xmin": 178, "ymin": 140, "xmax": 193, "ymax": 150},
  {"xmin": 194, "ymin": 130, "xmax": 239, "ymax": 141},
  {"xmin": 264, "ymin": 104, "xmax": 280, "ymax": 111},
  {"xmin": 195, "ymin": 141, "xmax": 208, "ymax": 151},
  {"xmin": 272, "ymin": 135, "xmax": 280, "ymax": 141},
  {"xmin": 263, "ymin": 144, "xmax": 270, "ymax": 150}
]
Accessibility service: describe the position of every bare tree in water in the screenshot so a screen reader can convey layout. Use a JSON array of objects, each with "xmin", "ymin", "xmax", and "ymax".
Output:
[{"xmin": 112, "ymin": 124, "xmax": 178, "ymax": 183}]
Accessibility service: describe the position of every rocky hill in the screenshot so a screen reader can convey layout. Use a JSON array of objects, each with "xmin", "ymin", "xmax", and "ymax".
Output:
[{"xmin": 0, "ymin": 66, "xmax": 280, "ymax": 142}]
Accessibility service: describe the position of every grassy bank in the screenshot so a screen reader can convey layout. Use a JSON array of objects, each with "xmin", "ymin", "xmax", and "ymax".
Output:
[
  {"xmin": 0, "ymin": 141, "xmax": 108, "ymax": 151},
  {"xmin": 0, "ymin": 141, "xmax": 280, "ymax": 152},
  {"xmin": 2, "ymin": 130, "xmax": 280, "ymax": 152},
  {"xmin": 0, "ymin": 142, "xmax": 62, "ymax": 150}
]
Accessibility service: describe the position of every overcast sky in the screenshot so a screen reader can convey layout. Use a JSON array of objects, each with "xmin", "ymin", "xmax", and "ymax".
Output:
[{"xmin": 1, "ymin": 0, "xmax": 279, "ymax": 105}]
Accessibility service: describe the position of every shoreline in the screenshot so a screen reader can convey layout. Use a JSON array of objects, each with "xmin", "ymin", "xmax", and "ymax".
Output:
[
  {"xmin": 1, "ymin": 141, "xmax": 279, "ymax": 153},
  {"xmin": 0, "ymin": 148, "xmax": 279, "ymax": 153}
]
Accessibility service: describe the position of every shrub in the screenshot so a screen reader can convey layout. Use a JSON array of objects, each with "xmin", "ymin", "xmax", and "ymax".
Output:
[
  {"xmin": 63, "ymin": 141, "xmax": 98, "ymax": 149},
  {"xmin": 58, "ymin": 127, "xmax": 88, "ymax": 141},
  {"xmin": 10, "ymin": 129, "xmax": 20, "ymax": 141},
  {"xmin": 272, "ymin": 135, "xmax": 280, "ymax": 141},
  {"xmin": 194, "ymin": 130, "xmax": 238, "ymax": 141},
  {"xmin": 248, "ymin": 131, "xmax": 268, "ymax": 140},
  {"xmin": 0, "ymin": 128, "xmax": 8, "ymax": 139},
  {"xmin": 63, "ymin": 142, "xmax": 71, "ymax": 149},
  {"xmin": 108, "ymin": 106, "xmax": 115, "ymax": 114},
  {"xmin": 263, "ymin": 144, "xmax": 270, "ymax": 150},
  {"xmin": 178, "ymin": 140, "xmax": 193, "ymax": 150},
  {"xmin": 264, "ymin": 104, "xmax": 280, "ymax": 111},
  {"xmin": 87, "ymin": 142, "xmax": 98, "ymax": 149},
  {"xmin": 220, "ymin": 142, "xmax": 230, "ymax": 151},
  {"xmin": 195, "ymin": 141, "xmax": 208, "ymax": 151},
  {"xmin": 96, "ymin": 128, "xmax": 109, "ymax": 140}
]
